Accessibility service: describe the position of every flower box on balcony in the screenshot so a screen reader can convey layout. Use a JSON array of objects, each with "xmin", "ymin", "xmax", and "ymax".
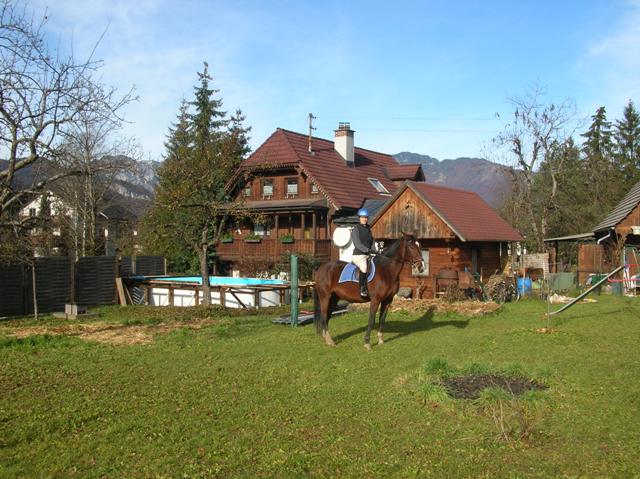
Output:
[
  {"xmin": 221, "ymin": 237, "xmax": 233, "ymax": 244},
  {"xmin": 280, "ymin": 234, "xmax": 294, "ymax": 244},
  {"xmin": 244, "ymin": 235, "xmax": 262, "ymax": 243}
]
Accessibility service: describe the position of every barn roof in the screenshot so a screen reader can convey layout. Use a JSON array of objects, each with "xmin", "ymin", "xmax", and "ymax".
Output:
[
  {"xmin": 234, "ymin": 128, "xmax": 399, "ymax": 210},
  {"xmin": 593, "ymin": 181, "xmax": 640, "ymax": 232},
  {"xmin": 373, "ymin": 181, "xmax": 523, "ymax": 242},
  {"xmin": 384, "ymin": 164, "xmax": 425, "ymax": 181}
]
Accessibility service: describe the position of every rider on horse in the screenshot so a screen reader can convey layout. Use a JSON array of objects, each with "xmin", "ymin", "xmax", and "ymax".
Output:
[{"xmin": 351, "ymin": 208, "xmax": 376, "ymax": 298}]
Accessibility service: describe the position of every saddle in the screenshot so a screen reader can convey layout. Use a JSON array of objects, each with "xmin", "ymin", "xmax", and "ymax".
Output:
[{"xmin": 338, "ymin": 257, "xmax": 376, "ymax": 284}]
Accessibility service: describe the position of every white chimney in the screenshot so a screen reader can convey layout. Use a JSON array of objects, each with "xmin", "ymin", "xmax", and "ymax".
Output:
[{"xmin": 334, "ymin": 122, "xmax": 355, "ymax": 166}]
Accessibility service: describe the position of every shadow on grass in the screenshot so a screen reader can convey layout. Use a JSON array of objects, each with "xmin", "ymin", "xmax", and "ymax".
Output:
[{"xmin": 332, "ymin": 307, "xmax": 470, "ymax": 344}]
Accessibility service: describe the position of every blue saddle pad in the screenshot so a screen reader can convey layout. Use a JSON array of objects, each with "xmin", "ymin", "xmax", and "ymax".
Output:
[{"xmin": 338, "ymin": 260, "xmax": 376, "ymax": 284}]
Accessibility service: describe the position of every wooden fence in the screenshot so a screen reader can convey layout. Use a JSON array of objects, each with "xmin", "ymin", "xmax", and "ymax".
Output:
[{"xmin": 0, "ymin": 256, "xmax": 165, "ymax": 317}]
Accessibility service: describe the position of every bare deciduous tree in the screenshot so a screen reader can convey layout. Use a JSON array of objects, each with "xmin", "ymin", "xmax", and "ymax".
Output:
[
  {"xmin": 0, "ymin": 0, "xmax": 134, "ymax": 233},
  {"xmin": 493, "ymin": 86, "xmax": 577, "ymax": 252},
  {"xmin": 54, "ymin": 110, "xmax": 140, "ymax": 257}
]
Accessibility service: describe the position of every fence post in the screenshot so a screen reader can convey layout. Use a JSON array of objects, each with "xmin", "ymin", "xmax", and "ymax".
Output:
[{"xmin": 291, "ymin": 254, "xmax": 298, "ymax": 327}]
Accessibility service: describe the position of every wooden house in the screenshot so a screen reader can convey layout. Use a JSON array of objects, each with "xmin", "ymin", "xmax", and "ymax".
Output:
[
  {"xmin": 370, "ymin": 181, "xmax": 523, "ymax": 298},
  {"xmin": 218, "ymin": 124, "xmax": 423, "ymax": 273},
  {"xmin": 546, "ymin": 181, "xmax": 640, "ymax": 286}
]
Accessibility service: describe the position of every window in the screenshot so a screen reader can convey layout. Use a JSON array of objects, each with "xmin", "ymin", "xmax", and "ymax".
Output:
[
  {"xmin": 368, "ymin": 178, "xmax": 390, "ymax": 194},
  {"xmin": 29, "ymin": 208, "xmax": 36, "ymax": 217},
  {"xmin": 311, "ymin": 183, "xmax": 319, "ymax": 194},
  {"xmin": 253, "ymin": 224, "xmax": 271, "ymax": 237},
  {"xmin": 243, "ymin": 183, "xmax": 252, "ymax": 197},
  {"xmin": 262, "ymin": 179, "xmax": 273, "ymax": 197},
  {"xmin": 286, "ymin": 178, "xmax": 298, "ymax": 196},
  {"xmin": 412, "ymin": 249, "xmax": 430, "ymax": 276}
]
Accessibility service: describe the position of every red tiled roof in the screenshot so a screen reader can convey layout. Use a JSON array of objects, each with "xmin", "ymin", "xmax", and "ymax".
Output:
[
  {"xmin": 384, "ymin": 164, "xmax": 424, "ymax": 181},
  {"xmin": 380, "ymin": 181, "xmax": 522, "ymax": 242},
  {"xmin": 240, "ymin": 129, "xmax": 399, "ymax": 210}
]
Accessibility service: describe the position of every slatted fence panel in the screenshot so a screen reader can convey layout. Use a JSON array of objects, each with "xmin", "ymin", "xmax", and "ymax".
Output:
[
  {"xmin": 76, "ymin": 256, "xmax": 117, "ymax": 305},
  {"xmin": 135, "ymin": 256, "xmax": 165, "ymax": 276},
  {"xmin": 25, "ymin": 257, "xmax": 71, "ymax": 313},
  {"xmin": 0, "ymin": 264, "xmax": 26, "ymax": 316},
  {"xmin": 119, "ymin": 256, "xmax": 133, "ymax": 277}
]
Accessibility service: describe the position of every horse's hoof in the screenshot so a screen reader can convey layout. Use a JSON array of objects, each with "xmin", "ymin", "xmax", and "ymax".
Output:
[{"xmin": 364, "ymin": 343, "xmax": 372, "ymax": 351}]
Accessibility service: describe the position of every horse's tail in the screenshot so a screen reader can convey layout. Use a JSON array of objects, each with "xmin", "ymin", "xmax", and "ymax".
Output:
[{"xmin": 313, "ymin": 287, "xmax": 323, "ymax": 334}]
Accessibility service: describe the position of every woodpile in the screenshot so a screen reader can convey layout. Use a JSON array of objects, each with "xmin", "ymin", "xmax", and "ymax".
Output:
[{"xmin": 484, "ymin": 273, "xmax": 517, "ymax": 303}]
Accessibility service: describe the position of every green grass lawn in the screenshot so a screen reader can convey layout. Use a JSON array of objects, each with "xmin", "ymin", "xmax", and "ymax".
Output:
[{"xmin": 1, "ymin": 296, "xmax": 640, "ymax": 478}]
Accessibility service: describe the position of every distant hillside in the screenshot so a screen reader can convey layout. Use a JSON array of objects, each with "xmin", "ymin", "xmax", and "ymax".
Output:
[
  {"xmin": 393, "ymin": 152, "xmax": 512, "ymax": 207},
  {"xmin": 1, "ymin": 158, "xmax": 161, "ymax": 217}
]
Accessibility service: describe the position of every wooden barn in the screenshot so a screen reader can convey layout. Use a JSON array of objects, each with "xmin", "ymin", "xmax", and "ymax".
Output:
[{"xmin": 370, "ymin": 181, "xmax": 523, "ymax": 298}]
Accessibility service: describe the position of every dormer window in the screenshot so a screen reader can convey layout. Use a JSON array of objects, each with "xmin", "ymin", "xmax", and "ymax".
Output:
[
  {"xmin": 243, "ymin": 183, "xmax": 252, "ymax": 197},
  {"xmin": 286, "ymin": 178, "xmax": 298, "ymax": 197},
  {"xmin": 311, "ymin": 183, "xmax": 319, "ymax": 194},
  {"xmin": 368, "ymin": 178, "xmax": 390, "ymax": 194},
  {"xmin": 262, "ymin": 179, "xmax": 273, "ymax": 197}
]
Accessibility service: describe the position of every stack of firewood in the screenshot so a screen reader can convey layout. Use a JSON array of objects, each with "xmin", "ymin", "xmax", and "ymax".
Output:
[{"xmin": 484, "ymin": 274, "xmax": 517, "ymax": 303}]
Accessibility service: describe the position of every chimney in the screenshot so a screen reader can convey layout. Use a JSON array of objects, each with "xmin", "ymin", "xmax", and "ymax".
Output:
[{"xmin": 334, "ymin": 122, "xmax": 355, "ymax": 166}]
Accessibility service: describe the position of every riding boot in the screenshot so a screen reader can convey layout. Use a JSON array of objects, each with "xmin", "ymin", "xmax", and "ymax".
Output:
[{"xmin": 359, "ymin": 270, "xmax": 369, "ymax": 298}]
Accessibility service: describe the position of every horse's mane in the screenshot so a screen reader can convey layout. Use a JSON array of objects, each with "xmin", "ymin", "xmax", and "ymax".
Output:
[
  {"xmin": 373, "ymin": 237, "xmax": 402, "ymax": 266},
  {"xmin": 381, "ymin": 238, "xmax": 401, "ymax": 257}
]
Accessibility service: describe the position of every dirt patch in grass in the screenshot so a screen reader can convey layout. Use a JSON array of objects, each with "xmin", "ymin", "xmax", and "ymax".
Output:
[
  {"xmin": 349, "ymin": 298, "xmax": 501, "ymax": 316},
  {"xmin": 443, "ymin": 374, "xmax": 547, "ymax": 400},
  {"xmin": 0, "ymin": 320, "xmax": 224, "ymax": 345}
]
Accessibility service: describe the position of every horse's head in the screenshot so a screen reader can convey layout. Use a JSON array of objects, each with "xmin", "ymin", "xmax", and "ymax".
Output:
[{"xmin": 401, "ymin": 232, "xmax": 424, "ymax": 273}]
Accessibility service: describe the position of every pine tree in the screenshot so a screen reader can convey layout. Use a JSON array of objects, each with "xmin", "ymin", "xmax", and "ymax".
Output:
[
  {"xmin": 141, "ymin": 63, "xmax": 253, "ymax": 305},
  {"xmin": 613, "ymin": 100, "xmax": 640, "ymax": 191},
  {"xmin": 141, "ymin": 101, "xmax": 199, "ymax": 273},
  {"xmin": 581, "ymin": 106, "xmax": 618, "ymax": 225}
]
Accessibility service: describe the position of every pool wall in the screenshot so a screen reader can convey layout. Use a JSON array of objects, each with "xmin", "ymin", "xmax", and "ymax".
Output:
[{"xmin": 149, "ymin": 285, "xmax": 287, "ymax": 308}]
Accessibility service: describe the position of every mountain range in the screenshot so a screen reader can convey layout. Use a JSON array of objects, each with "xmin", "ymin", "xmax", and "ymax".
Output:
[
  {"xmin": 393, "ymin": 152, "xmax": 512, "ymax": 207},
  {"xmin": 4, "ymin": 154, "xmax": 511, "ymax": 212}
]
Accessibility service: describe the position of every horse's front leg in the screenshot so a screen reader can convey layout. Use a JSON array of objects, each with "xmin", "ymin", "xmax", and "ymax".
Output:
[
  {"xmin": 321, "ymin": 294, "xmax": 338, "ymax": 346},
  {"xmin": 377, "ymin": 298, "xmax": 393, "ymax": 345},
  {"xmin": 364, "ymin": 300, "xmax": 379, "ymax": 351}
]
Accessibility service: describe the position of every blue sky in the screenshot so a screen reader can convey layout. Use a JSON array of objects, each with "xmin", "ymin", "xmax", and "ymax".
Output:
[{"xmin": 33, "ymin": 0, "xmax": 640, "ymax": 161}]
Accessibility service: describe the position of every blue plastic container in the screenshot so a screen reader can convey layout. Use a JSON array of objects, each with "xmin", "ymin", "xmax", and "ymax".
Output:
[{"xmin": 517, "ymin": 277, "xmax": 532, "ymax": 296}]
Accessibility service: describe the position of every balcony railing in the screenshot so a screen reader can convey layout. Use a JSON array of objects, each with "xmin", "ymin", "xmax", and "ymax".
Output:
[{"xmin": 216, "ymin": 238, "xmax": 332, "ymax": 260}]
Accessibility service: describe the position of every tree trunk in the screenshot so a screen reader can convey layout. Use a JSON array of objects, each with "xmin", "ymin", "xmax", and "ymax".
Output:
[
  {"xmin": 197, "ymin": 242, "xmax": 212, "ymax": 306},
  {"xmin": 31, "ymin": 261, "xmax": 38, "ymax": 320}
]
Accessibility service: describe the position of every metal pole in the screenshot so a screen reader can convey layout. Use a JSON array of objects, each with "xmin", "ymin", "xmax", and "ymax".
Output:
[
  {"xmin": 548, "ymin": 264, "xmax": 625, "ymax": 316},
  {"xmin": 291, "ymin": 254, "xmax": 299, "ymax": 327}
]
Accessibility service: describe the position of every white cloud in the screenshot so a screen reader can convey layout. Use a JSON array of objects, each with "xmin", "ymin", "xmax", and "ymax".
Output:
[{"xmin": 579, "ymin": 0, "xmax": 640, "ymax": 116}]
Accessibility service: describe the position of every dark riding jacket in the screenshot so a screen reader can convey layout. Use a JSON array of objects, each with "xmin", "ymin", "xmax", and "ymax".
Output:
[{"xmin": 351, "ymin": 224, "xmax": 374, "ymax": 255}]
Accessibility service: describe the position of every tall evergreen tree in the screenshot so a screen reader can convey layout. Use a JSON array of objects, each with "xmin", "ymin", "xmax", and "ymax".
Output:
[
  {"xmin": 580, "ymin": 106, "xmax": 618, "ymax": 225},
  {"xmin": 141, "ymin": 63, "xmax": 253, "ymax": 305},
  {"xmin": 613, "ymin": 100, "xmax": 640, "ymax": 191},
  {"xmin": 141, "ymin": 101, "xmax": 198, "ymax": 273}
]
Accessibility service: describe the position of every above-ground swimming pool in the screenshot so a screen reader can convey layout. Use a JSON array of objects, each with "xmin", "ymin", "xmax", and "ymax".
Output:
[{"xmin": 131, "ymin": 276, "xmax": 290, "ymax": 308}]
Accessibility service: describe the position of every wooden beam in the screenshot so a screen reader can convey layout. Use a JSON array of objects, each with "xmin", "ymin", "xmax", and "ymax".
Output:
[
  {"xmin": 229, "ymin": 289, "xmax": 248, "ymax": 308},
  {"xmin": 115, "ymin": 278, "xmax": 127, "ymax": 305},
  {"xmin": 312, "ymin": 211, "xmax": 317, "ymax": 240}
]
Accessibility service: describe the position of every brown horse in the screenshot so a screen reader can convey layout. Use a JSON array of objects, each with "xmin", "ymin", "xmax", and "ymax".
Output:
[{"xmin": 313, "ymin": 232, "xmax": 423, "ymax": 350}]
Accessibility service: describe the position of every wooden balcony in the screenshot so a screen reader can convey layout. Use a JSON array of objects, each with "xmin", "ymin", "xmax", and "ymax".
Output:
[{"xmin": 216, "ymin": 238, "xmax": 333, "ymax": 262}]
